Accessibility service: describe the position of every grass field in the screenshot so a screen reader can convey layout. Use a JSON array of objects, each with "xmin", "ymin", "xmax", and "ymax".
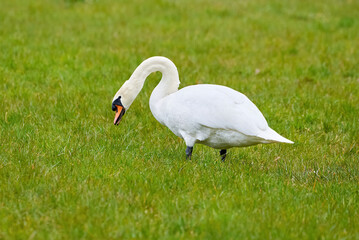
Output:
[{"xmin": 1, "ymin": 0, "xmax": 359, "ymax": 239}]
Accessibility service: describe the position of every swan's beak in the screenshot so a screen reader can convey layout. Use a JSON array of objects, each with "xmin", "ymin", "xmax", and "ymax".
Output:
[{"xmin": 114, "ymin": 105, "xmax": 126, "ymax": 125}]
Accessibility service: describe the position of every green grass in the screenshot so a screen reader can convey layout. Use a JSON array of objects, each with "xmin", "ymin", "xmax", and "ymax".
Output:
[{"xmin": 1, "ymin": 0, "xmax": 359, "ymax": 239}]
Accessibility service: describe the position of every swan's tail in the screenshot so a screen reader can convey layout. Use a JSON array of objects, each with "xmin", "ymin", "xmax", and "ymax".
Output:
[{"xmin": 259, "ymin": 128, "xmax": 294, "ymax": 144}]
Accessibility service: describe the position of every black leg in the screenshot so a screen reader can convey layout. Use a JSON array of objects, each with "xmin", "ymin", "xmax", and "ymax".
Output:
[
  {"xmin": 220, "ymin": 149, "xmax": 227, "ymax": 162},
  {"xmin": 186, "ymin": 146, "xmax": 193, "ymax": 160}
]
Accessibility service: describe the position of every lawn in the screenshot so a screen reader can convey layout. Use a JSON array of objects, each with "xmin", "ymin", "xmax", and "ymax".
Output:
[{"xmin": 0, "ymin": 0, "xmax": 358, "ymax": 239}]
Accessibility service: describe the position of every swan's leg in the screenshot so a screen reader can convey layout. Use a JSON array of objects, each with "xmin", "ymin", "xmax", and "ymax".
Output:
[
  {"xmin": 220, "ymin": 149, "xmax": 227, "ymax": 162},
  {"xmin": 186, "ymin": 146, "xmax": 193, "ymax": 160},
  {"xmin": 180, "ymin": 131, "xmax": 196, "ymax": 160}
]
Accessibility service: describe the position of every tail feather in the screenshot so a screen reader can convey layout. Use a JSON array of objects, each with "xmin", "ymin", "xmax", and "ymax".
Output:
[{"xmin": 259, "ymin": 128, "xmax": 294, "ymax": 144}]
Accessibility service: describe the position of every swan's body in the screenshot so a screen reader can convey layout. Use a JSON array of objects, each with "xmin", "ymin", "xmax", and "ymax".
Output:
[{"xmin": 112, "ymin": 56, "xmax": 293, "ymax": 160}]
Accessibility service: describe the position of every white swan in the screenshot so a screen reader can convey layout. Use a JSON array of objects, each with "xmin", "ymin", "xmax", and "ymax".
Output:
[{"xmin": 112, "ymin": 56, "xmax": 293, "ymax": 161}]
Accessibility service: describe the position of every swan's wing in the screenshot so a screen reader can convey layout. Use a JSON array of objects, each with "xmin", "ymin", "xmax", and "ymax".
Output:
[{"xmin": 175, "ymin": 84, "xmax": 269, "ymax": 136}]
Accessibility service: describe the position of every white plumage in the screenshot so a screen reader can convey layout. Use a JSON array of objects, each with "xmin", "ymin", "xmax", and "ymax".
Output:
[{"xmin": 112, "ymin": 56, "xmax": 293, "ymax": 160}]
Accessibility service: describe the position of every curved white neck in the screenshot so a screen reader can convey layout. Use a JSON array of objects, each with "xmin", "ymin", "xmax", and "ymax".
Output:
[
  {"xmin": 113, "ymin": 56, "xmax": 180, "ymax": 112},
  {"xmin": 131, "ymin": 57, "xmax": 179, "ymax": 86},
  {"xmin": 124, "ymin": 57, "xmax": 180, "ymax": 108}
]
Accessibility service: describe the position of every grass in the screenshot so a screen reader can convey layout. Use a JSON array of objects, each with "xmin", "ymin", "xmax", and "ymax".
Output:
[{"xmin": 0, "ymin": 0, "xmax": 358, "ymax": 239}]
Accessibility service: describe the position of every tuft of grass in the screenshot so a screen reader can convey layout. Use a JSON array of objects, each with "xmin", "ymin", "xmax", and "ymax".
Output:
[{"xmin": 0, "ymin": 0, "xmax": 358, "ymax": 239}]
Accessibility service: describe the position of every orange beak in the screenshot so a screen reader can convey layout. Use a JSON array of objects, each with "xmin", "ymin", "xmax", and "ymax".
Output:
[{"xmin": 114, "ymin": 105, "xmax": 125, "ymax": 125}]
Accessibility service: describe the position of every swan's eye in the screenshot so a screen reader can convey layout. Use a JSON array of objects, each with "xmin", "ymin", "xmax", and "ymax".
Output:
[{"xmin": 112, "ymin": 96, "xmax": 122, "ymax": 111}]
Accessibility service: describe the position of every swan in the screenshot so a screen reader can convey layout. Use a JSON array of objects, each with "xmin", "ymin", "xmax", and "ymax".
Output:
[{"xmin": 112, "ymin": 56, "xmax": 293, "ymax": 161}]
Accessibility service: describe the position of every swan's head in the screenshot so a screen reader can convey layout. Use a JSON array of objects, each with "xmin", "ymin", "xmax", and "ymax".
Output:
[
  {"xmin": 112, "ymin": 95, "xmax": 126, "ymax": 125},
  {"xmin": 112, "ymin": 80, "xmax": 140, "ymax": 125}
]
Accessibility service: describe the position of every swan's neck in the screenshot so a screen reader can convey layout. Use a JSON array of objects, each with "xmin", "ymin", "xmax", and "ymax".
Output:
[{"xmin": 127, "ymin": 56, "xmax": 180, "ymax": 108}]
